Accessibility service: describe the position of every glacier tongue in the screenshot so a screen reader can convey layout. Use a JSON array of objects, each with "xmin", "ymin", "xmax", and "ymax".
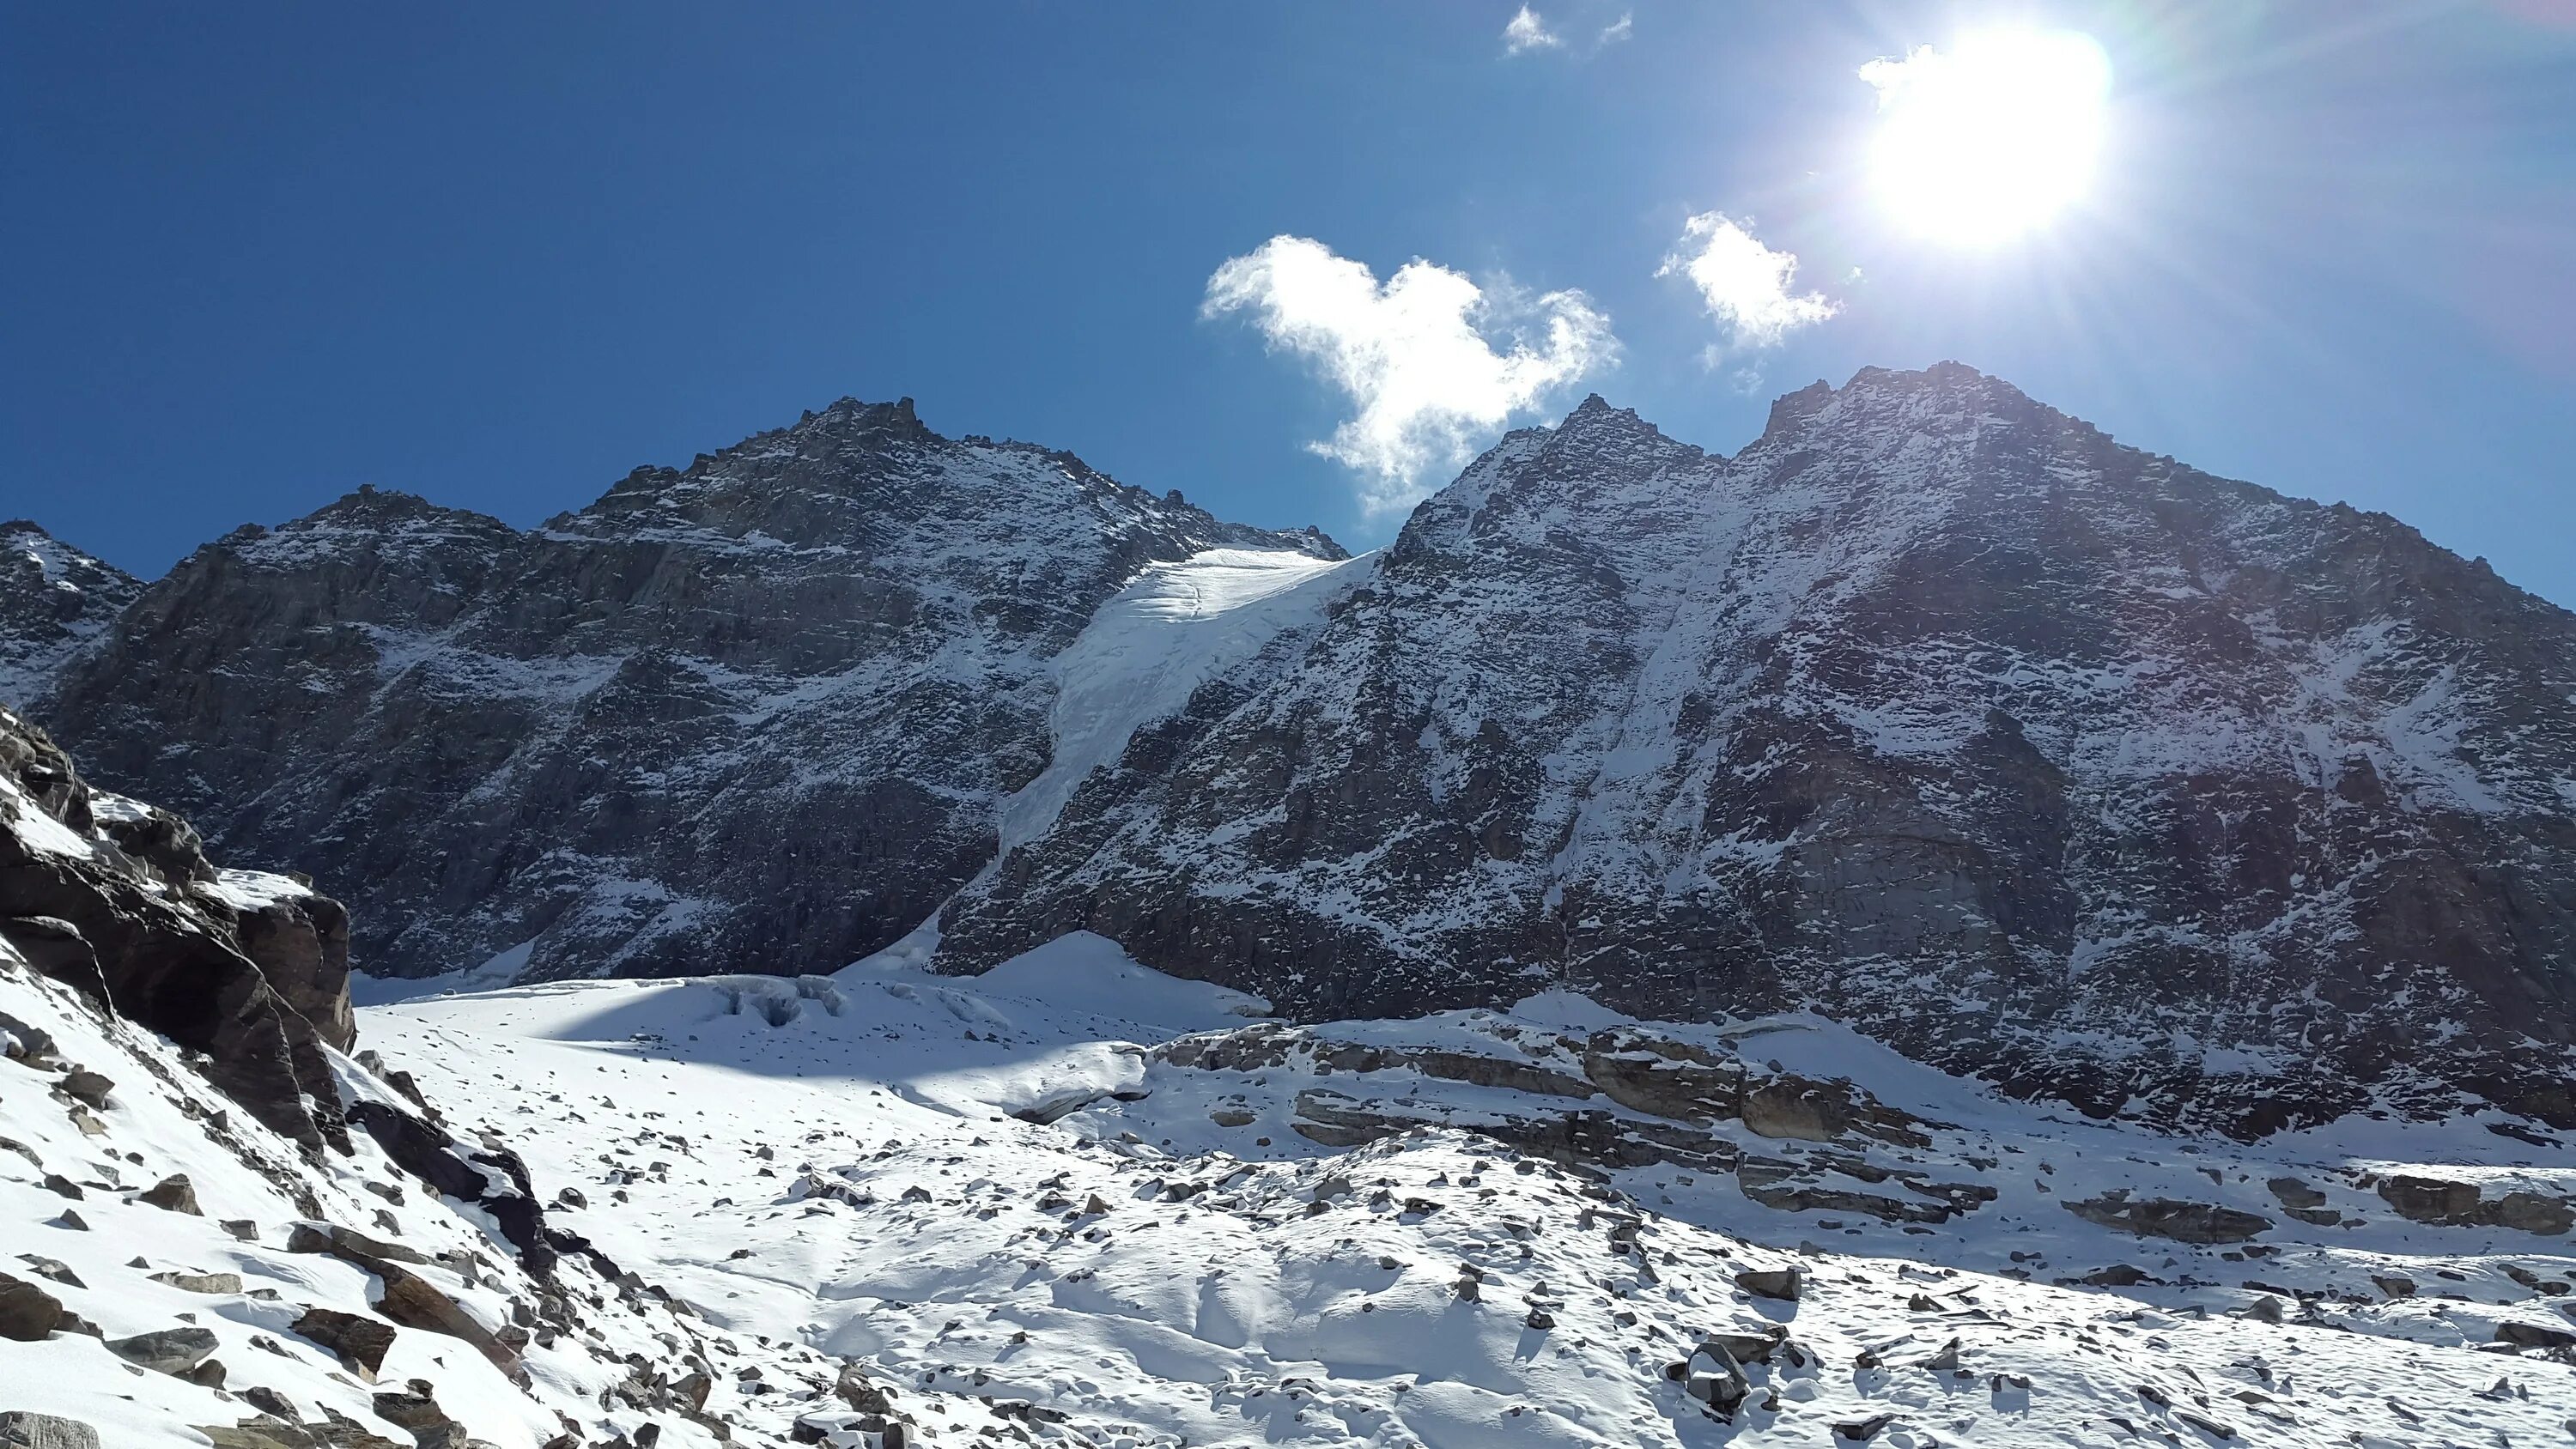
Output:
[{"xmin": 1004, "ymin": 547, "xmax": 1372, "ymax": 852}]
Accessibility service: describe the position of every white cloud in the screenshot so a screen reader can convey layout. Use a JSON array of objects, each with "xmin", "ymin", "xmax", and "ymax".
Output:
[
  {"xmin": 1656, "ymin": 212, "xmax": 1838, "ymax": 350},
  {"xmin": 1203, "ymin": 236, "xmax": 1618, "ymax": 515},
  {"xmin": 1503, "ymin": 5, "xmax": 1562, "ymax": 55},
  {"xmin": 1597, "ymin": 12, "xmax": 1633, "ymax": 46}
]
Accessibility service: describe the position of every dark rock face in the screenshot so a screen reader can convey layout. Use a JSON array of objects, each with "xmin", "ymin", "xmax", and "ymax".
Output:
[
  {"xmin": 0, "ymin": 705, "xmax": 355, "ymax": 1151},
  {"xmin": 35, "ymin": 398, "xmax": 1340, "ymax": 983},
  {"xmin": 939, "ymin": 366, "xmax": 2576, "ymax": 1137},
  {"xmin": 0, "ymin": 523, "xmax": 140, "ymax": 714}
]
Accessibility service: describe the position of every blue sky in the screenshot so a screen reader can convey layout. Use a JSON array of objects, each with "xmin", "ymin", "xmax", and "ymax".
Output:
[{"xmin": 7, "ymin": 3, "xmax": 2573, "ymax": 604}]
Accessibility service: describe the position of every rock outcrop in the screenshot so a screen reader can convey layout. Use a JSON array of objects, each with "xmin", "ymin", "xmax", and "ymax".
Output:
[{"xmin": 0, "ymin": 704, "xmax": 354, "ymax": 1151}]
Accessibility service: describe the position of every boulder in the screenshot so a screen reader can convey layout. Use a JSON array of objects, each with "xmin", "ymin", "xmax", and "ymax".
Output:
[
  {"xmin": 290, "ymin": 1306, "xmax": 396, "ymax": 1377},
  {"xmin": 2495, "ymin": 1320, "xmax": 2576, "ymax": 1349},
  {"xmin": 57, "ymin": 1070, "xmax": 112, "ymax": 1110},
  {"xmin": 0, "ymin": 1270, "xmax": 66, "ymax": 1340},
  {"xmin": 1681, "ymin": 1338, "xmax": 1750, "ymax": 1417},
  {"xmin": 2487, "ymin": 1191, "xmax": 2574, "ymax": 1236},
  {"xmin": 2263, "ymin": 1177, "xmax": 2326, "ymax": 1210},
  {"xmin": 137, "ymin": 1173, "xmax": 201, "ymax": 1214},
  {"xmin": 2376, "ymin": 1174, "xmax": 2481, "ymax": 1224},
  {"xmin": 2064, "ymin": 1195, "xmax": 2270, "ymax": 1244},
  {"xmin": 0, "ymin": 1413, "xmax": 102, "ymax": 1449},
  {"xmin": 104, "ymin": 1325, "xmax": 220, "ymax": 1375},
  {"xmin": 1734, "ymin": 1266, "xmax": 1803, "ymax": 1301},
  {"xmin": 151, "ymin": 1270, "xmax": 244, "ymax": 1294}
]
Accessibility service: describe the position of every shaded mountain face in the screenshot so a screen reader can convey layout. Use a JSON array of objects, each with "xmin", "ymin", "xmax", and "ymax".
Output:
[
  {"xmin": 33, "ymin": 397, "xmax": 1341, "ymax": 982},
  {"xmin": 938, "ymin": 365, "xmax": 2576, "ymax": 1137},
  {"xmin": 0, "ymin": 521, "xmax": 142, "ymax": 712}
]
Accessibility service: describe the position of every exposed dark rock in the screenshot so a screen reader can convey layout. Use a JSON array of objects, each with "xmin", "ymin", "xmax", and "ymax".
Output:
[
  {"xmin": 0, "ymin": 1269, "xmax": 66, "ymax": 1340},
  {"xmin": 0, "ymin": 707, "xmax": 353, "ymax": 1152},
  {"xmin": 0, "ymin": 1411, "xmax": 104, "ymax": 1449},
  {"xmin": 0, "ymin": 523, "xmax": 139, "ymax": 713},
  {"xmin": 14, "ymin": 368, "xmax": 2576, "ymax": 1137},
  {"xmin": 343, "ymin": 1098, "xmax": 556, "ymax": 1276},
  {"xmin": 2064, "ymin": 1194, "xmax": 2272, "ymax": 1244},
  {"xmin": 137, "ymin": 1173, "xmax": 201, "ymax": 1214},
  {"xmin": 104, "ymin": 1325, "xmax": 220, "ymax": 1375},
  {"xmin": 290, "ymin": 1305, "xmax": 397, "ymax": 1377}
]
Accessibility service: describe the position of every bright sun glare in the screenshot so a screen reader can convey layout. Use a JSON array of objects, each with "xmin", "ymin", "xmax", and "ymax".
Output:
[{"xmin": 1862, "ymin": 31, "xmax": 2112, "ymax": 246}]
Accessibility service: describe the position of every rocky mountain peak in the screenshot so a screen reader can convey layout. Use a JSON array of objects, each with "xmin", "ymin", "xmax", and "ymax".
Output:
[
  {"xmin": 811, "ymin": 393, "xmax": 932, "ymax": 438},
  {"xmin": 939, "ymin": 369, "xmax": 2576, "ymax": 1136},
  {"xmin": 0, "ymin": 523, "xmax": 142, "ymax": 712},
  {"xmin": 25, "ymin": 395, "xmax": 1344, "ymax": 985}
]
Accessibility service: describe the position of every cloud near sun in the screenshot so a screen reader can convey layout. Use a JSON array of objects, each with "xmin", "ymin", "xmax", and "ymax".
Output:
[
  {"xmin": 1202, "ymin": 236, "xmax": 1618, "ymax": 516},
  {"xmin": 1657, "ymin": 214, "xmax": 1838, "ymax": 352}
]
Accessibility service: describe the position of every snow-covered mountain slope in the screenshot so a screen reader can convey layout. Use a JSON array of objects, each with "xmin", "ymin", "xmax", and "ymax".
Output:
[
  {"xmin": 939, "ymin": 364, "xmax": 2576, "ymax": 1137},
  {"xmin": 30, "ymin": 400, "xmax": 1341, "ymax": 985},
  {"xmin": 0, "ymin": 701, "xmax": 1062, "ymax": 1449},
  {"xmin": 342, "ymin": 943, "xmax": 2576, "ymax": 1448},
  {"xmin": 1, "ymin": 927, "xmax": 1039, "ymax": 1449},
  {"xmin": 0, "ymin": 522, "xmax": 140, "ymax": 716}
]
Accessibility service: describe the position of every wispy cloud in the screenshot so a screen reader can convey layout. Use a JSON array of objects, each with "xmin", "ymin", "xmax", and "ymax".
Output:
[
  {"xmin": 1503, "ymin": 4, "xmax": 1563, "ymax": 55},
  {"xmin": 1203, "ymin": 235, "xmax": 1618, "ymax": 515},
  {"xmin": 1597, "ymin": 12, "xmax": 1633, "ymax": 46},
  {"xmin": 1657, "ymin": 212, "xmax": 1838, "ymax": 352}
]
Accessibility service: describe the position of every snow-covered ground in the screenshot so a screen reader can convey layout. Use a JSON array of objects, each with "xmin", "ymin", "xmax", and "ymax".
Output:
[{"xmin": 325, "ymin": 935, "xmax": 2576, "ymax": 1447}]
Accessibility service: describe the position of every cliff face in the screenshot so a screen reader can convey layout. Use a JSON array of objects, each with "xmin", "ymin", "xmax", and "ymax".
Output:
[
  {"xmin": 937, "ymin": 366, "xmax": 2576, "ymax": 1136},
  {"xmin": 35, "ymin": 398, "xmax": 1340, "ymax": 983},
  {"xmin": 0, "ymin": 702, "xmax": 352, "ymax": 1152}
]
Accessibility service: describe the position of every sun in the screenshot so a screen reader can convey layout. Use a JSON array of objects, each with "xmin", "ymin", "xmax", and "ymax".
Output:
[{"xmin": 1861, "ymin": 31, "xmax": 2112, "ymax": 246}]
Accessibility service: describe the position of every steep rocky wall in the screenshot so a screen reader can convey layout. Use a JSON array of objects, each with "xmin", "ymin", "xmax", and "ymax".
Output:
[
  {"xmin": 0, "ymin": 706, "xmax": 353, "ymax": 1152},
  {"xmin": 938, "ymin": 366, "xmax": 2576, "ymax": 1137}
]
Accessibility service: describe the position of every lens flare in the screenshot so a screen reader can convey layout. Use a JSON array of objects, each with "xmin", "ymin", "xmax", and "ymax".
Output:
[{"xmin": 1862, "ymin": 31, "xmax": 2113, "ymax": 246}]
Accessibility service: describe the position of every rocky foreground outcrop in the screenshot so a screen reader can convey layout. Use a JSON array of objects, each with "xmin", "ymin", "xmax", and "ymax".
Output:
[
  {"xmin": 0, "ymin": 704, "xmax": 352, "ymax": 1152},
  {"xmin": 0, "ymin": 707, "xmax": 958, "ymax": 1446}
]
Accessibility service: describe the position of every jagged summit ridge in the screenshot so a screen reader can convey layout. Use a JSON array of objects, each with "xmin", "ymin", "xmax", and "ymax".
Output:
[
  {"xmin": 0, "ymin": 521, "xmax": 142, "ymax": 713},
  {"xmin": 25, "ymin": 396, "xmax": 1344, "ymax": 985},
  {"xmin": 939, "ymin": 366, "xmax": 2576, "ymax": 1136}
]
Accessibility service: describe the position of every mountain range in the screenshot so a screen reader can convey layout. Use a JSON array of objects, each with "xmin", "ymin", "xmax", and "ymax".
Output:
[{"xmin": 8, "ymin": 364, "xmax": 2573, "ymax": 1137}]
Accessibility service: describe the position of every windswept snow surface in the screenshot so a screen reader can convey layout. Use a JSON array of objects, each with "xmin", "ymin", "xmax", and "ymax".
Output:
[
  {"xmin": 1002, "ymin": 548, "xmax": 1370, "ymax": 851},
  {"xmin": 357, "ymin": 941, "xmax": 2576, "ymax": 1448}
]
